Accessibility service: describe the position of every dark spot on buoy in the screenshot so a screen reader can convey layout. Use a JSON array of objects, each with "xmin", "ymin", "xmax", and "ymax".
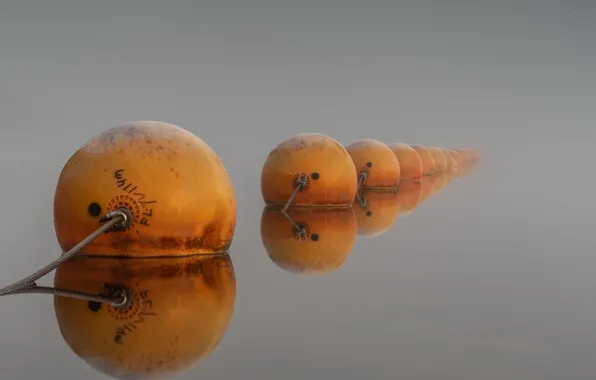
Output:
[
  {"xmin": 311, "ymin": 233, "xmax": 319, "ymax": 241},
  {"xmin": 88, "ymin": 203, "xmax": 101, "ymax": 217},
  {"xmin": 311, "ymin": 172, "xmax": 320, "ymax": 180},
  {"xmin": 366, "ymin": 211, "xmax": 372, "ymax": 217},
  {"xmin": 366, "ymin": 162, "xmax": 372, "ymax": 167},
  {"xmin": 88, "ymin": 301, "xmax": 101, "ymax": 312}
]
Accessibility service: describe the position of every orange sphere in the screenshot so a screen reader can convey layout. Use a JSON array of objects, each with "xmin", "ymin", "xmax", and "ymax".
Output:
[
  {"xmin": 386, "ymin": 143, "xmax": 423, "ymax": 181},
  {"xmin": 53, "ymin": 254, "xmax": 236, "ymax": 379},
  {"xmin": 345, "ymin": 139, "xmax": 400, "ymax": 190},
  {"xmin": 353, "ymin": 190, "xmax": 400, "ymax": 237},
  {"xmin": 428, "ymin": 147, "xmax": 448, "ymax": 172},
  {"xmin": 442, "ymin": 149, "xmax": 458, "ymax": 173},
  {"xmin": 410, "ymin": 145, "xmax": 436, "ymax": 175},
  {"xmin": 260, "ymin": 207, "xmax": 357, "ymax": 274},
  {"xmin": 397, "ymin": 181, "xmax": 422, "ymax": 217},
  {"xmin": 261, "ymin": 133, "xmax": 357, "ymax": 208},
  {"xmin": 53, "ymin": 121, "xmax": 236, "ymax": 258}
]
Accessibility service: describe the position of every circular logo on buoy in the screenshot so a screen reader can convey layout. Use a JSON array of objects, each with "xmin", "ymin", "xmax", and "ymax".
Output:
[{"xmin": 106, "ymin": 195, "xmax": 141, "ymax": 230}]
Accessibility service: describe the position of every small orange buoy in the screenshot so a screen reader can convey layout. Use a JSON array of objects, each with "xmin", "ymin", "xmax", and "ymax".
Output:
[
  {"xmin": 386, "ymin": 143, "xmax": 423, "ymax": 181},
  {"xmin": 345, "ymin": 139, "xmax": 400, "ymax": 190},
  {"xmin": 260, "ymin": 207, "xmax": 357, "ymax": 274},
  {"xmin": 396, "ymin": 181, "xmax": 422, "ymax": 217},
  {"xmin": 53, "ymin": 121, "xmax": 236, "ymax": 257},
  {"xmin": 53, "ymin": 254, "xmax": 236, "ymax": 379},
  {"xmin": 353, "ymin": 190, "xmax": 400, "ymax": 237},
  {"xmin": 261, "ymin": 133, "xmax": 357, "ymax": 208},
  {"xmin": 428, "ymin": 147, "xmax": 448, "ymax": 172},
  {"xmin": 442, "ymin": 148, "xmax": 458, "ymax": 173},
  {"xmin": 410, "ymin": 145, "xmax": 436, "ymax": 176}
]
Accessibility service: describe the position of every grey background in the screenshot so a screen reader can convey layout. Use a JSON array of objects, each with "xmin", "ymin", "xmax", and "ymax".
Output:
[{"xmin": 0, "ymin": 0, "xmax": 594, "ymax": 379}]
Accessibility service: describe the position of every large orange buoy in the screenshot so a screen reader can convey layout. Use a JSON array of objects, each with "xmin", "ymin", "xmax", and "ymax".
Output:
[
  {"xmin": 442, "ymin": 148, "xmax": 458, "ymax": 173},
  {"xmin": 428, "ymin": 147, "xmax": 448, "ymax": 172},
  {"xmin": 396, "ymin": 181, "xmax": 422, "ymax": 217},
  {"xmin": 53, "ymin": 254, "xmax": 236, "ymax": 379},
  {"xmin": 353, "ymin": 190, "xmax": 400, "ymax": 237},
  {"xmin": 386, "ymin": 143, "xmax": 423, "ymax": 181},
  {"xmin": 410, "ymin": 145, "xmax": 436, "ymax": 176},
  {"xmin": 260, "ymin": 207, "xmax": 357, "ymax": 274},
  {"xmin": 345, "ymin": 139, "xmax": 400, "ymax": 190},
  {"xmin": 53, "ymin": 121, "xmax": 236, "ymax": 258}
]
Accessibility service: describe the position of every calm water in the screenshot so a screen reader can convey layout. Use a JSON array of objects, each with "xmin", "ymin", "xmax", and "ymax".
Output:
[{"xmin": 1, "ymin": 1, "xmax": 595, "ymax": 379}]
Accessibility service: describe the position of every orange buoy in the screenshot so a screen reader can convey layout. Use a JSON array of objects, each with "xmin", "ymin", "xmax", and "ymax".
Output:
[
  {"xmin": 410, "ymin": 145, "xmax": 436, "ymax": 176},
  {"xmin": 53, "ymin": 121, "xmax": 236, "ymax": 258},
  {"xmin": 260, "ymin": 207, "xmax": 357, "ymax": 274},
  {"xmin": 53, "ymin": 254, "xmax": 236, "ymax": 379},
  {"xmin": 450, "ymin": 149, "xmax": 472, "ymax": 177},
  {"xmin": 261, "ymin": 133, "xmax": 357, "ymax": 208},
  {"xmin": 442, "ymin": 148, "xmax": 458, "ymax": 173},
  {"xmin": 427, "ymin": 147, "xmax": 448, "ymax": 172},
  {"xmin": 386, "ymin": 143, "xmax": 423, "ymax": 181},
  {"xmin": 419, "ymin": 175, "xmax": 436, "ymax": 203},
  {"xmin": 396, "ymin": 181, "xmax": 422, "ymax": 217},
  {"xmin": 345, "ymin": 139, "xmax": 400, "ymax": 190},
  {"xmin": 353, "ymin": 190, "xmax": 400, "ymax": 237}
]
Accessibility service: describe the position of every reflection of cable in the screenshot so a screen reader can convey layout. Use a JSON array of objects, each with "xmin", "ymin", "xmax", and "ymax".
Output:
[
  {"xmin": 281, "ymin": 209, "xmax": 307, "ymax": 240},
  {"xmin": 0, "ymin": 208, "xmax": 133, "ymax": 308},
  {"xmin": 355, "ymin": 191, "xmax": 367, "ymax": 209}
]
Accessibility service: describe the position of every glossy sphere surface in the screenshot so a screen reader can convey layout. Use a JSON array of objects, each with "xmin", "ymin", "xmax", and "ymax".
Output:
[
  {"xmin": 387, "ymin": 143, "xmax": 423, "ymax": 181},
  {"xmin": 353, "ymin": 191, "xmax": 400, "ymax": 237},
  {"xmin": 346, "ymin": 139, "xmax": 400, "ymax": 189},
  {"xmin": 410, "ymin": 145, "xmax": 436, "ymax": 176},
  {"xmin": 261, "ymin": 133, "xmax": 357, "ymax": 207},
  {"xmin": 261, "ymin": 207, "xmax": 357, "ymax": 274},
  {"xmin": 53, "ymin": 254, "xmax": 236, "ymax": 380},
  {"xmin": 54, "ymin": 121, "xmax": 236, "ymax": 257}
]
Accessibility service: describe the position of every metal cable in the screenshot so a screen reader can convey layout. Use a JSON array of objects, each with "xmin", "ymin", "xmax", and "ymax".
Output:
[{"xmin": 0, "ymin": 209, "xmax": 130, "ymax": 307}]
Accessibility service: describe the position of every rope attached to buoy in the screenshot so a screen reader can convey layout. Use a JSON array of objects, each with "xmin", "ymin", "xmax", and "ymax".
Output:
[{"xmin": 0, "ymin": 208, "xmax": 133, "ymax": 308}]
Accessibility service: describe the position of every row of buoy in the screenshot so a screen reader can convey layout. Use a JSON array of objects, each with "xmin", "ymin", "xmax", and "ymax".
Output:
[
  {"xmin": 11, "ymin": 121, "xmax": 479, "ymax": 379},
  {"xmin": 260, "ymin": 133, "xmax": 480, "ymax": 208}
]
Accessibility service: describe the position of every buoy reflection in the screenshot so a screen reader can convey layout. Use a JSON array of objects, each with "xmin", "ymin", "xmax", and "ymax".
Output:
[
  {"xmin": 353, "ymin": 190, "xmax": 400, "ymax": 237},
  {"xmin": 53, "ymin": 254, "xmax": 236, "ymax": 380},
  {"xmin": 261, "ymin": 207, "xmax": 357, "ymax": 274}
]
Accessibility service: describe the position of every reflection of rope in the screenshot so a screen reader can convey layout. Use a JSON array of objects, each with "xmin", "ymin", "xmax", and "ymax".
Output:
[
  {"xmin": 0, "ymin": 208, "xmax": 132, "ymax": 307},
  {"xmin": 355, "ymin": 191, "xmax": 367, "ymax": 208}
]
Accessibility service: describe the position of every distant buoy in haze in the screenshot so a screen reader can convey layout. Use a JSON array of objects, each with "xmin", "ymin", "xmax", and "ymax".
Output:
[
  {"xmin": 53, "ymin": 121, "xmax": 237, "ymax": 258},
  {"xmin": 353, "ymin": 190, "xmax": 400, "ymax": 237},
  {"xmin": 410, "ymin": 145, "xmax": 436, "ymax": 176},
  {"xmin": 261, "ymin": 133, "xmax": 357, "ymax": 208},
  {"xmin": 387, "ymin": 143, "xmax": 423, "ymax": 181},
  {"xmin": 345, "ymin": 139, "xmax": 400, "ymax": 190},
  {"xmin": 260, "ymin": 207, "xmax": 357, "ymax": 274},
  {"xmin": 428, "ymin": 147, "xmax": 448, "ymax": 172},
  {"xmin": 442, "ymin": 149, "xmax": 458, "ymax": 173},
  {"xmin": 53, "ymin": 254, "xmax": 236, "ymax": 379}
]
